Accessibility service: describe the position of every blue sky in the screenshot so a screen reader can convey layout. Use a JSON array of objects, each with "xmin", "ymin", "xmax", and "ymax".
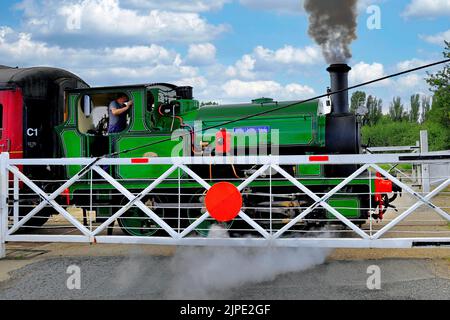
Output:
[{"xmin": 0, "ymin": 0, "xmax": 449, "ymax": 110}]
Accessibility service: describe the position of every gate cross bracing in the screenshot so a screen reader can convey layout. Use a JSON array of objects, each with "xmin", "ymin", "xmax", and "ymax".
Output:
[{"xmin": 1, "ymin": 152, "xmax": 449, "ymax": 257}]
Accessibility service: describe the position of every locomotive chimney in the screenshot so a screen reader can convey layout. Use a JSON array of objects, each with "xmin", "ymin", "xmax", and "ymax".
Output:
[{"xmin": 327, "ymin": 64, "xmax": 351, "ymax": 115}]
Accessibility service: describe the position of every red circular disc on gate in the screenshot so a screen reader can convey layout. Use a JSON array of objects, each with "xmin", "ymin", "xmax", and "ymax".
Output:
[{"xmin": 205, "ymin": 182, "xmax": 243, "ymax": 222}]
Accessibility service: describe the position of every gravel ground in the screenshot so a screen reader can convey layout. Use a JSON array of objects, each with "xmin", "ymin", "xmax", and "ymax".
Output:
[{"xmin": 0, "ymin": 250, "xmax": 448, "ymax": 300}]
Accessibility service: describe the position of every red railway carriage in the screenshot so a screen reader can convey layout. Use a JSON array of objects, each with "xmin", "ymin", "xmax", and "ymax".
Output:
[
  {"xmin": 0, "ymin": 84, "xmax": 23, "ymax": 159},
  {"xmin": 0, "ymin": 65, "xmax": 88, "ymax": 171},
  {"xmin": 0, "ymin": 65, "xmax": 89, "ymax": 226}
]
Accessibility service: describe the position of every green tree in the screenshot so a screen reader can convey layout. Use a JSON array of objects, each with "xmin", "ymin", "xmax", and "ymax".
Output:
[
  {"xmin": 389, "ymin": 97, "xmax": 407, "ymax": 122},
  {"xmin": 364, "ymin": 95, "xmax": 383, "ymax": 126},
  {"xmin": 409, "ymin": 94, "xmax": 420, "ymax": 123},
  {"xmin": 361, "ymin": 42, "xmax": 449, "ymax": 151},
  {"xmin": 362, "ymin": 117, "xmax": 423, "ymax": 147},
  {"xmin": 425, "ymin": 41, "xmax": 450, "ymax": 150},
  {"xmin": 350, "ymin": 91, "xmax": 366, "ymax": 114},
  {"xmin": 420, "ymin": 96, "xmax": 431, "ymax": 123}
]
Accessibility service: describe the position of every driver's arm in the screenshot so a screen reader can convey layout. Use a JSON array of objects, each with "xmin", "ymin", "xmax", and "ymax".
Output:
[{"xmin": 111, "ymin": 102, "xmax": 132, "ymax": 116}]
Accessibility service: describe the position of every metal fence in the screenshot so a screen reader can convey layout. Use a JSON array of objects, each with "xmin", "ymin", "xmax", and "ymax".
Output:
[
  {"xmin": 1, "ymin": 151, "xmax": 449, "ymax": 257},
  {"xmin": 365, "ymin": 130, "xmax": 450, "ymax": 193}
]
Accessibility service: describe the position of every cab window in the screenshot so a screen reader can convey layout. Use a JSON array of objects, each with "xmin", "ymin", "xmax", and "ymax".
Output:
[{"xmin": 77, "ymin": 92, "xmax": 130, "ymax": 135}]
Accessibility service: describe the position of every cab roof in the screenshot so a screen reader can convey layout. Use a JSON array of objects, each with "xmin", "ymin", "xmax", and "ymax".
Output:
[{"xmin": 67, "ymin": 82, "xmax": 178, "ymax": 93}]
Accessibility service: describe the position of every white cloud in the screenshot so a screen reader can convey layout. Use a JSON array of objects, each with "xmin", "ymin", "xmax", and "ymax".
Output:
[
  {"xmin": 403, "ymin": 0, "xmax": 450, "ymax": 18},
  {"xmin": 186, "ymin": 43, "xmax": 217, "ymax": 65},
  {"xmin": 174, "ymin": 76, "xmax": 208, "ymax": 90},
  {"xmin": 419, "ymin": 29, "xmax": 450, "ymax": 45},
  {"xmin": 0, "ymin": 26, "xmax": 198, "ymax": 85},
  {"xmin": 396, "ymin": 58, "xmax": 434, "ymax": 72},
  {"xmin": 254, "ymin": 45, "xmax": 322, "ymax": 66},
  {"xmin": 15, "ymin": 0, "xmax": 228, "ymax": 45},
  {"xmin": 394, "ymin": 60, "xmax": 429, "ymax": 91},
  {"xmin": 122, "ymin": 0, "xmax": 230, "ymax": 12},
  {"xmin": 1, "ymin": 25, "xmax": 321, "ymax": 103},
  {"xmin": 391, "ymin": 73, "xmax": 429, "ymax": 107},
  {"xmin": 284, "ymin": 83, "xmax": 316, "ymax": 98},
  {"xmin": 222, "ymin": 79, "xmax": 315, "ymax": 101},
  {"xmin": 396, "ymin": 74, "xmax": 424, "ymax": 89},
  {"xmin": 349, "ymin": 61, "xmax": 390, "ymax": 86},
  {"xmin": 350, "ymin": 59, "xmax": 431, "ymax": 110},
  {"xmin": 225, "ymin": 45, "xmax": 322, "ymax": 80},
  {"xmin": 226, "ymin": 54, "xmax": 257, "ymax": 79},
  {"xmin": 0, "ymin": 26, "xmax": 175, "ymax": 65},
  {"xmin": 0, "ymin": 26, "xmax": 63, "ymax": 63},
  {"xmin": 349, "ymin": 60, "xmax": 428, "ymax": 97}
]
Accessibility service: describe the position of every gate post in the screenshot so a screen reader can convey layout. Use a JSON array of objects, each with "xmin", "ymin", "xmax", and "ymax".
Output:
[
  {"xmin": 0, "ymin": 152, "xmax": 9, "ymax": 259},
  {"xmin": 420, "ymin": 130, "xmax": 430, "ymax": 193}
]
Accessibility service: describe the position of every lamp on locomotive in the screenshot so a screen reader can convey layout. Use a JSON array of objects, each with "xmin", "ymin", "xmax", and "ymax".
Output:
[{"xmin": 216, "ymin": 128, "xmax": 232, "ymax": 155}]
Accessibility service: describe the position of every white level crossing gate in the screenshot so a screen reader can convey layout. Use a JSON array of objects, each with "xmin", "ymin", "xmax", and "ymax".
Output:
[{"xmin": 1, "ymin": 152, "xmax": 449, "ymax": 257}]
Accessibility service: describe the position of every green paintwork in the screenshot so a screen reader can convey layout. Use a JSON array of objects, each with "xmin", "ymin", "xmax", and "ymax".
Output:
[
  {"xmin": 196, "ymin": 100, "xmax": 325, "ymax": 147},
  {"xmin": 117, "ymin": 135, "xmax": 181, "ymax": 179},
  {"xmin": 326, "ymin": 198, "xmax": 360, "ymax": 219},
  {"xmin": 128, "ymin": 90, "xmax": 146, "ymax": 131},
  {"xmin": 297, "ymin": 164, "xmax": 322, "ymax": 176},
  {"xmin": 56, "ymin": 129, "xmax": 83, "ymax": 177}
]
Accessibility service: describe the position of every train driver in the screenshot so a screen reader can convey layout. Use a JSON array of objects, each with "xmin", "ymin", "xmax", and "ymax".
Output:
[{"xmin": 108, "ymin": 93, "xmax": 133, "ymax": 134}]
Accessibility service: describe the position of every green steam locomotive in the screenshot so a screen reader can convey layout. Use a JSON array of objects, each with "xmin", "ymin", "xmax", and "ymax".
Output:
[{"xmin": 54, "ymin": 64, "xmax": 395, "ymax": 236}]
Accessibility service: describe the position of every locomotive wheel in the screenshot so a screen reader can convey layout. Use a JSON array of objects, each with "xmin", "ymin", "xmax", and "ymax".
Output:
[
  {"xmin": 117, "ymin": 195, "xmax": 167, "ymax": 237},
  {"xmin": 186, "ymin": 190, "xmax": 233, "ymax": 237}
]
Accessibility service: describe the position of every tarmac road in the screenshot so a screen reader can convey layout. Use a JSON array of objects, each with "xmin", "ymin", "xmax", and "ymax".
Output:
[
  {"xmin": 1, "ymin": 190, "xmax": 449, "ymax": 301},
  {"xmin": 0, "ymin": 249, "xmax": 449, "ymax": 300}
]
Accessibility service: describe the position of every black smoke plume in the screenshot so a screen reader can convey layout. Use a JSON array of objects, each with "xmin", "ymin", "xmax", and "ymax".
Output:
[{"xmin": 304, "ymin": 0, "xmax": 358, "ymax": 64}]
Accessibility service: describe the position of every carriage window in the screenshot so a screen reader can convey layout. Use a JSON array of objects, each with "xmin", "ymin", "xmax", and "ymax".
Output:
[{"xmin": 77, "ymin": 92, "xmax": 130, "ymax": 135}]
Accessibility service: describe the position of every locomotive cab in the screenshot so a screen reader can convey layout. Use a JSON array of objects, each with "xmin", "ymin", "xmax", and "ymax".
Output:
[{"xmin": 59, "ymin": 83, "xmax": 199, "ymax": 178}]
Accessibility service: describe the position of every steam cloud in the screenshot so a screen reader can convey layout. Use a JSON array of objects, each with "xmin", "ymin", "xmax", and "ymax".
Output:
[
  {"xmin": 111, "ymin": 226, "xmax": 331, "ymax": 299},
  {"xmin": 166, "ymin": 225, "xmax": 331, "ymax": 299},
  {"xmin": 304, "ymin": 0, "xmax": 358, "ymax": 64},
  {"xmin": 167, "ymin": 246, "xmax": 331, "ymax": 299}
]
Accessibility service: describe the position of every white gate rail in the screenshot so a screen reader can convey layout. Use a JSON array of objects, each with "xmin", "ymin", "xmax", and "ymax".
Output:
[
  {"xmin": 365, "ymin": 130, "xmax": 450, "ymax": 193},
  {"xmin": 1, "ymin": 152, "xmax": 449, "ymax": 257}
]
